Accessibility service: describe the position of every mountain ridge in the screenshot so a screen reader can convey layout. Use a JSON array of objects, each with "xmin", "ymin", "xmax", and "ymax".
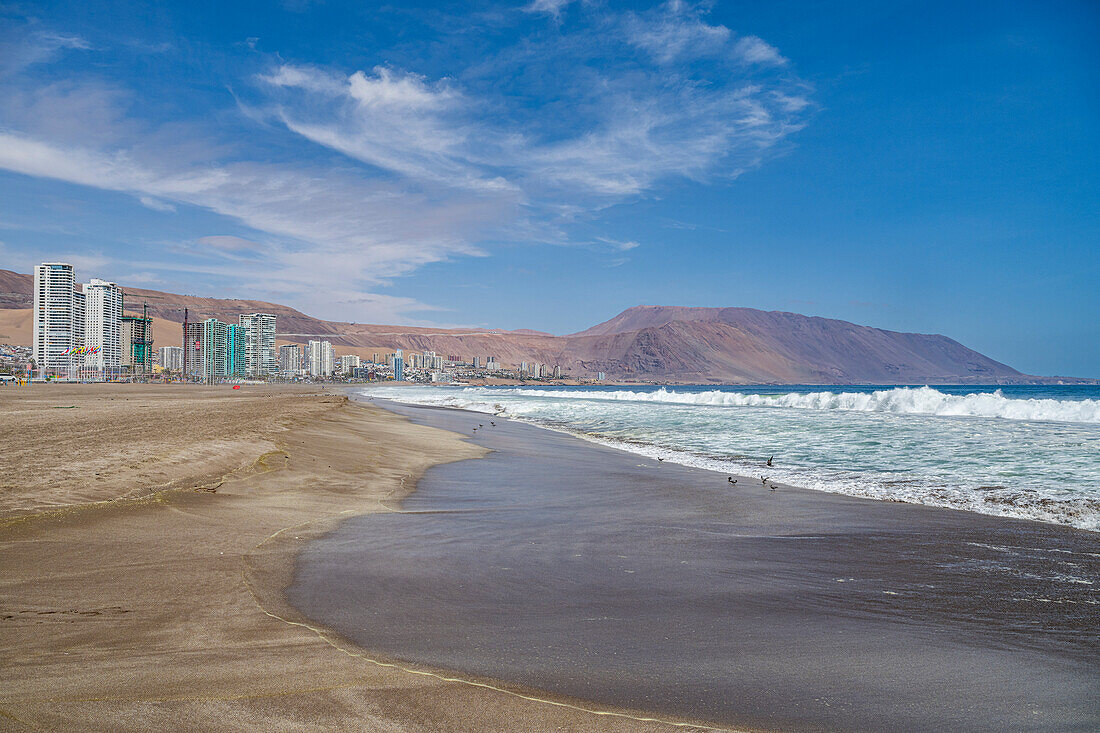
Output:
[{"xmin": 0, "ymin": 267, "xmax": 1067, "ymax": 384}]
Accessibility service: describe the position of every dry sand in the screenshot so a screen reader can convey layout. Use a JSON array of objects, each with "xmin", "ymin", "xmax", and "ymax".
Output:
[{"xmin": 0, "ymin": 384, "xmax": 712, "ymax": 732}]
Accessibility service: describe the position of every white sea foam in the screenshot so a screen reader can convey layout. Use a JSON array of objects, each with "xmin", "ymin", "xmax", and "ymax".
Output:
[
  {"xmin": 471, "ymin": 386, "xmax": 1100, "ymax": 424},
  {"xmin": 360, "ymin": 384, "xmax": 1100, "ymax": 531}
]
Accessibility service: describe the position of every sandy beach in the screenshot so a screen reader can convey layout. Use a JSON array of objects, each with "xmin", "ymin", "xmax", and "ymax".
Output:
[
  {"xmin": 0, "ymin": 385, "xmax": 699, "ymax": 732},
  {"xmin": 294, "ymin": 399, "xmax": 1099, "ymax": 733}
]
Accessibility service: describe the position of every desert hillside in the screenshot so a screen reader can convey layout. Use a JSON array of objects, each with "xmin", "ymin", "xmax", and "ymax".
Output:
[{"xmin": 0, "ymin": 268, "xmax": 1027, "ymax": 383}]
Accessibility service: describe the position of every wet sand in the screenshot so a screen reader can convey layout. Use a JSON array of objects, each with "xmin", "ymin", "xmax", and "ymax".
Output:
[
  {"xmin": 290, "ymin": 399, "xmax": 1100, "ymax": 732},
  {"xmin": 2, "ymin": 385, "xmax": 701, "ymax": 732}
]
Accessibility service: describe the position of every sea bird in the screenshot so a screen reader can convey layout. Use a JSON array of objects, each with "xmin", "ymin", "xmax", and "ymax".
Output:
[
  {"xmin": 770, "ymin": 484, "xmax": 777, "ymax": 491},
  {"xmin": 490, "ymin": 421, "xmax": 495, "ymax": 426},
  {"xmin": 728, "ymin": 477, "xmax": 737, "ymax": 484},
  {"xmin": 658, "ymin": 457, "xmax": 665, "ymax": 462},
  {"xmin": 761, "ymin": 476, "xmax": 769, "ymax": 485},
  {"xmin": 766, "ymin": 456, "xmax": 773, "ymax": 467}
]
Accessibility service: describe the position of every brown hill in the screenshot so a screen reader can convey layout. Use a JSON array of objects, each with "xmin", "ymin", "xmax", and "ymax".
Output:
[
  {"xmin": 565, "ymin": 306, "xmax": 1022, "ymax": 383},
  {"xmin": 0, "ymin": 268, "xmax": 1028, "ymax": 383}
]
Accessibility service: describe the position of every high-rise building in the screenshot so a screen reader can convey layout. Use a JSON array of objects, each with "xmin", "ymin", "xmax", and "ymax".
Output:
[
  {"xmin": 32, "ymin": 262, "xmax": 81, "ymax": 374},
  {"xmin": 82, "ymin": 278, "xmax": 123, "ymax": 372},
  {"xmin": 226, "ymin": 323, "xmax": 246, "ymax": 377},
  {"xmin": 239, "ymin": 313, "xmax": 277, "ymax": 377},
  {"xmin": 473, "ymin": 356, "xmax": 483, "ymax": 369},
  {"xmin": 201, "ymin": 318, "xmax": 229, "ymax": 379},
  {"xmin": 279, "ymin": 344, "xmax": 302, "ymax": 375},
  {"xmin": 119, "ymin": 314, "xmax": 153, "ymax": 373},
  {"xmin": 339, "ymin": 354, "xmax": 360, "ymax": 374},
  {"xmin": 553, "ymin": 365, "xmax": 562, "ymax": 378},
  {"xmin": 183, "ymin": 321, "xmax": 203, "ymax": 379},
  {"xmin": 393, "ymin": 349, "xmax": 404, "ymax": 381},
  {"xmin": 307, "ymin": 340, "xmax": 334, "ymax": 377},
  {"xmin": 158, "ymin": 345, "xmax": 183, "ymax": 372},
  {"xmin": 520, "ymin": 361, "xmax": 528, "ymax": 376}
]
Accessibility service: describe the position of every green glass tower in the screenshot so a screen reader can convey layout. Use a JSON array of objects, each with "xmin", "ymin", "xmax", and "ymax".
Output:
[{"xmin": 227, "ymin": 323, "xmax": 246, "ymax": 378}]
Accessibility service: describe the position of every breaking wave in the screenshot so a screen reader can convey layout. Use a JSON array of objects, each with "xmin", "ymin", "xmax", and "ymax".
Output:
[
  {"xmin": 360, "ymin": 383, "xmax": 1100, "ymax": 531},
  {"xmin": 476, "ymin": 386, "xmax": 1100, "ymax": 424}
]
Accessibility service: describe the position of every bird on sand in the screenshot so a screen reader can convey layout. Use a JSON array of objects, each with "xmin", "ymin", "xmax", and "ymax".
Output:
[
  {"xmin": 490, "ymin": 421, "xmax": 495, "ymax": 426},
  {"xmin": 761, "ymin": 476, "xmax": 769, "ymax": 484},
  {"xmin": 728, "ymin": 477, "xmax": 737, "ymax": 484},
  {"xmin": 766, "ymin": 456, "xmax": 773, "ymax": 467},
  {"xmin": 769, "ymin": 484, "xmax": 778, "ymax": 491},
  {"xmin": 657, "ymin": 457, "xmax": 665, "ymax": 462}
]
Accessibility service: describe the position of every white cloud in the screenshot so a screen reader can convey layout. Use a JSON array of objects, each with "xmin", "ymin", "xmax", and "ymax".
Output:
[
  {"xmin": 0, "ymin": 28, "xmax": 91, "ymax": 76},
  {"xmin": 0, "ymin": 7, "xmax": 811, "ymax": 323},
  {"xmin": 733, "ymin": 36, "xmax": 787, "ymax": 66},
  {"xmin": 257, "ymin": 65, "xmax": 500, "ymax": 189},
  {"xmin": 117, "ymin": 271, "xmax": 163, "ymax": 285},
  {"xmin": 0, "ymin": 129, "xmax": 515, "ymax": 317},
  {"xmin": 524, "ymin": 0, "xmax": 576, "ymax": 19},
  {"xmin": 625, "ymin": 3, "xmax": 730, "ymax": 64},
  {"xmin": 139, "ymin": 195, "xmax": 176, "ymax": 212},
  {"xmin": 195, "ymin": 235, "xmax": 261, "ymax": 251},
  {"xmin": 594, "ymin": 237, "xmax": 640, "ymax": 252}
]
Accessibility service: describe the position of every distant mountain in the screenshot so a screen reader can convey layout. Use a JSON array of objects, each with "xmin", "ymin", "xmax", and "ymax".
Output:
[
  {"xmin": 564, "ymin": 305, "xmax": 1021, "ymax": 383},
  {"xmin": 0, "ymin": 268, "xmax": 1047, "ymax": 383}
]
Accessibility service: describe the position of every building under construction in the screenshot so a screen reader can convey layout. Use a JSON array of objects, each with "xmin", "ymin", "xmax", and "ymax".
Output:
[{"xmin": 120, "ymin": 303, "xmax": 154, "ymax": 376}]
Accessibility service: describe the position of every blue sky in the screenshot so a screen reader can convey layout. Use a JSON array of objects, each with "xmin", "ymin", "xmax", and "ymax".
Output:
[{"xmin": 0, "ymin": 0, "xmax": 1097, "ymax": 376}]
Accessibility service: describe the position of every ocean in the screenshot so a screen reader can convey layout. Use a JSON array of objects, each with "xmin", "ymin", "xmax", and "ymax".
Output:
[
  {"xmin": 290, "ymin": 395, "xmax": 1100, "ymax": 730},
  {"xmin": 358, "ymin": 383, "xmax": 1100, "ymax": 531}
]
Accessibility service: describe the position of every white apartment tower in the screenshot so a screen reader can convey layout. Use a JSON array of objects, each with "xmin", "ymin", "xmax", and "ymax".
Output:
[
  {"xmin": 239, "ymin": 312, "xmax": 277, "ymax": 377},
  {"xmin": 82, "ymin": 278, "xmax": 123, "ymax": 371},
  {"xmin": 33, "ymin": 263, "xmax": 82, "ymax": 374},
  {"xmin": 306, "ymin": 340, "xmax": 334, "ymax": 377},
  {"xmin": 338, "ymin": 354, "xmax": 360, "ymax": 374},
  {"xmin": 279, "ymin": 343, "xmax": 301, "ymax": 374},
  {"xmin": 158, "ymin": 345, "xmax": 184, "ymax": 372}
]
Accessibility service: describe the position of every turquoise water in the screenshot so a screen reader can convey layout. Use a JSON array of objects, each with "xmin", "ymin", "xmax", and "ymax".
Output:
[{"xmin": 359, "ymin": 384, "xmax": 1100, "ymax": 531}]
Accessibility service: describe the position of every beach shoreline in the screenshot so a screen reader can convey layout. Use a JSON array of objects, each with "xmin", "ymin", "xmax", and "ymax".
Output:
[
  {"xmin": 0, "ymin": 384, "xmax": 726, "ymax": 732},
  {"xmin": 290, "ymin": 394, "xmax": 1100, "ymax": 732},
  {"xmin": 4, "ymin": 383, "xmax": 1096, "ymax": 731}
]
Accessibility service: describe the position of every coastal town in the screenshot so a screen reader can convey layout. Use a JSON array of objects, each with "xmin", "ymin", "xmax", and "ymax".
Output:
[{"xmin": 4, "ymin": 262, "xmax": 584, "ymax": 385}]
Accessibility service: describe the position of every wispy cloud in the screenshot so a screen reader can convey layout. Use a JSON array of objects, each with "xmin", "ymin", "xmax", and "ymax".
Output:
[
  {"xmin": 595, "ymin": 237, "xmax": 641, "ymax": 251},
  {"xmin": 624, "ymin": 1, "xmax": 730, "ymax": 64},
  {"xmin": 734, "ymin": 36, "xmax": 787, "ymax": 66},
  {"xmin": 0, "ymin": 23, "xmax": 91, "ymax": 77},
  {"xmin": 0, "ymin": 1, "xmax": 812, "ymax": 323},
  {"xmin": 195, "ymin": 235, "xmax": 262, "ymax": 252},
  {"xmin": 253, "ymin": 2, "xmax": 809, "ymax": 202},
  {"xmin": 118, "ymin": 271, "xmax": 164, "ymax": 285},
  {"xmin": 138, "ymin": 195, "xmax": 176, "ymax": 212},
  {"xmin": 523, "ymin": 0, "xmax": 577, "ymax": 19}
]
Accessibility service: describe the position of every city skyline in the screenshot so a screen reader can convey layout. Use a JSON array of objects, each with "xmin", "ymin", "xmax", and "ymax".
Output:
[
  {"xmin": 1, "ymin": 1, "xmax": 1097, "ymax": 376},
  {"xmin": 25, "ymin": 259, "xmax": 567, "ymax": 382}
]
